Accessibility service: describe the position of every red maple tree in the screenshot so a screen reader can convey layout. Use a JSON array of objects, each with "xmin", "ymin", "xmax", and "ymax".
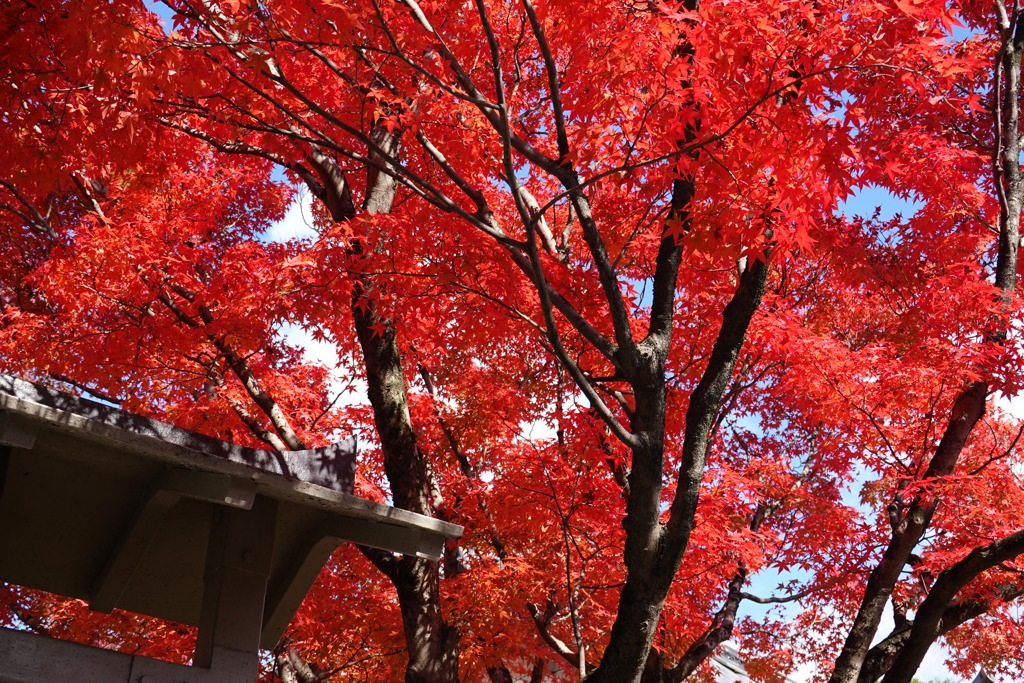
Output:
[{"xmin": 2, "ymin": 1, "xmax": 1024, "ymax": 682}]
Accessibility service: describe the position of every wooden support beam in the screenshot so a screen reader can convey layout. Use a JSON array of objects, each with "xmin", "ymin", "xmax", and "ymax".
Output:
[
  {"xmin": 0, "ymin": 414, "xmax": 36, "ymax": 450},
  {"xmin": 91, "ymin": 469, "xmax": 256, "ymax": 614},
  {"xmin": 260, "ymin": 515, "xmax": 449, "ymax": 648},
  {"xmin": 194, "ymin": 495, "xmax": 276, "ymax": 679}
]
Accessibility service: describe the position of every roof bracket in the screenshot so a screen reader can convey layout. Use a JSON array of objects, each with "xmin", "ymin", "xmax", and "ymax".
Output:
[{"xmin": 90, "ymin": 469, "xmax": 257, "ymax": 613}]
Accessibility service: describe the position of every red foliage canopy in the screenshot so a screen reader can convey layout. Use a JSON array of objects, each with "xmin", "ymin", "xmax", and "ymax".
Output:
[{"xmin": 2, "ymin": 1, "xmax": 1024, "ymax": 682}]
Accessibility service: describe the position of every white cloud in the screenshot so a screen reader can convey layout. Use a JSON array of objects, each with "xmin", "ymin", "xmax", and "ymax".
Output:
[
  {"xmin": 264, "ymin": 189, "xmax": 318, "ymax": 242},
  {"xmin": 519, "ymin": 419, "xmax": 558, "ymax": 441},
  {"xmin": 277, "ymin": 323, "xmax": 367, "ymax": 407},
  {"xmin": 995, "ymin": 392, "xmax": 1024, "ymax": 421}
]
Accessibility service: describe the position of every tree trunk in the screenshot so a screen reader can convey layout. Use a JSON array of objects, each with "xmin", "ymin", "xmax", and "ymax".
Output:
[
  {"xmin": 309, "ymin": 130, "xmax": 461, "ymax": 681},
  {"xmin": 351, "ymin": 296, "xmax": 460, "ymax": 682}
]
